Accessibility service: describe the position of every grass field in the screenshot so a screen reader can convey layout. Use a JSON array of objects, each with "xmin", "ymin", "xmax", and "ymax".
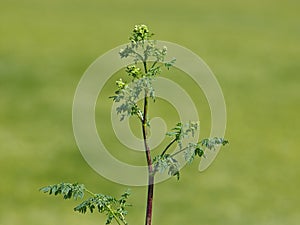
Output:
[{"xmin": 1, "ymin": 0, "xmax": 299, "ymax": 224}]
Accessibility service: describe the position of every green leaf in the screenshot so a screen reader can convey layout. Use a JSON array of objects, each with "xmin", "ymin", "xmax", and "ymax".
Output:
[
  {"xmin": 41, "ymin": 182, "xmax": 131, "ymax": 225},
  {"xmin": 195, "ymin": 147, "xmax": 204, "ymax": 157},
  {"xmin": 165, "ymin": 58, "xmax": 176, "ymax": 70},
  {"xmin": 39, "ymin": 182, "xmax": 85, "ymax": 200},
  {"xmin": 153, "ymin": 154, "xmax": 180, "ymax": 180},
  {"xmin": 73, "ymin": 191, "xmax": 131, "ymax": 225},
  {"xmin": 200, "ymin": 137, "xmax": 228, "ymax": 150}
]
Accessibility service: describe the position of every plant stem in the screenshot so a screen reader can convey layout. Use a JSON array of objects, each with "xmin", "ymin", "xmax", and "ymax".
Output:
[
  {"xmin": 142, "ymin": 103, "xmax": 154, "ymax": 225},
  {"xmin": 170, "ymin": 146, "xmax": 189, "ymax": 158},
  {"xmin": 142, "ymin": 61, "xmax": 154, "ymax": 225},
  {"xmin": 84, "ymin": 188, "xmax": 96, "ymax": 197},
  {"xmin": 161, "ymin": 138, "xmax": 177, "ymax": 156},
  {"xmin": 106, "ymin": 205, "xmax": 122, "ymax": 225},
  {"xmin": 145, "ymin": 173, "xmax": 154, "ymax": 225},
  {"xmin": 84, "ymin": 188, "xmax": 123, "ymax": 225}
]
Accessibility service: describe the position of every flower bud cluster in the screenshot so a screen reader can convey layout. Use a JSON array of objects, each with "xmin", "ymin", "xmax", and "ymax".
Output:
[
  {"xmin": 126, "ymin": 65, "xmax": 142, "ymax": 79},
  {"xmin": 129, "ymin": 24, "xmax": 153, "ymax": 43}
]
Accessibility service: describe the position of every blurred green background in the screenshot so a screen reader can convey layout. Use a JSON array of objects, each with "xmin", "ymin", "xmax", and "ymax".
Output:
[{"xmin": 1, "ymin": 0, "xmax": 299, "ymax": 224}]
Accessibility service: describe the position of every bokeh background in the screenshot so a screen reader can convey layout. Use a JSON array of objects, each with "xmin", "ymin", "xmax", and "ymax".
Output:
[{"xmin": 1, "ymin": 0, "xmax": 299, "ymax": 224}]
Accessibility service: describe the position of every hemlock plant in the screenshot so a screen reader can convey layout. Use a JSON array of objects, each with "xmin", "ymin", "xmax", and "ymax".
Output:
[{"xmin": 40, "ymin": 24, "xmax": 228, "ymax": 225}]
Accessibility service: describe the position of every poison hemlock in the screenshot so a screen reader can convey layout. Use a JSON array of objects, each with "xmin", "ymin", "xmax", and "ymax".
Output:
[{"xmin": 40, "ymin": 24, "xmax": 228, "ymax": 225}]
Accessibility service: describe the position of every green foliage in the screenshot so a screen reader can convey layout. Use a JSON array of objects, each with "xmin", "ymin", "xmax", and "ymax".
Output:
[
  {"xmin": 183, "ymin": 142, "xmax": 204, "ymax": 164},
  {"xmin": 166, "ymin": 121, "xmax": 199, "ymax": 149},
  {"xmin": 200, "ymin": 137, "xmax": 229, "ymax": 150},
  {"xmin": 40, "ymin": 24, "xmax": 228, "ymax": 225},
  {"xmin": 112, "ymin": 24, "xmax": 176, "ymax": 123},
  {"xmin": 40, "ymin": 183, "xmax": 130, "ymax": 225},
  {"xmin": 153, "ymin": 123, "xmax": 228, "ymax": 180},
  {"xmin": 40, "ymin": 182, "xmax": 85, "ymax": 200},
  {"xmin": 111, "ymin": 24, "xmax": 228, "ymax": 223},
  {"xmin": 152, "ymin": 154, "xmax": 180, "ymax": 180},
  {"xmin": 164, "ymin": 58, "xmax": 176, "ymax": 70},
  {"xmin": 74, "ymin": 191, "xmax": 130, "ymax": 225},
  {"xmin": 110, "ymin": 77, "xmax": 144, "ymax": 121}
]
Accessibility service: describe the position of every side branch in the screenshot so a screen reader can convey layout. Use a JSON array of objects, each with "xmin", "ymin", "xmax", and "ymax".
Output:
[{"xmin": 161, "ymin": 138, "xmax": 177, "ymax": 156}]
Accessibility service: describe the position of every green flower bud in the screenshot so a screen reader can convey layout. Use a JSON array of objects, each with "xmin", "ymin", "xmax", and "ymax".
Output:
[
  {"xmin": 126, "ymin": 65, "xmax": 142, "ymax": 78},
  {"xmin": 116, "ymin": 79, "xmax": 126, "ymax": 89},
  {"xmin": 129, "ymin": 24, "xmax": 154, "ymax": 42}
]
